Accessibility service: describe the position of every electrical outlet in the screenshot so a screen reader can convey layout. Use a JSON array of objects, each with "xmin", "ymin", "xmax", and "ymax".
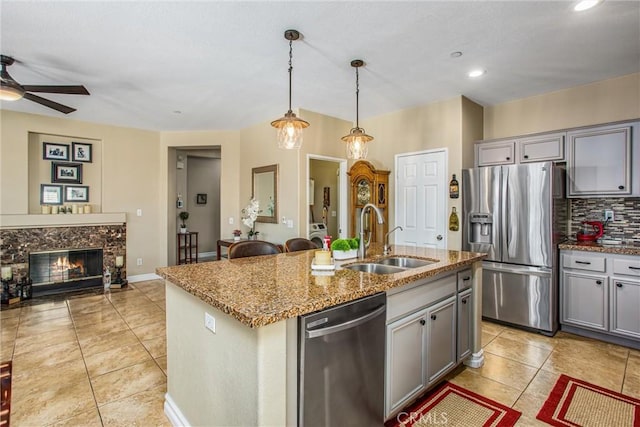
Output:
[
  {"xmin": 286, "ymin": 219, "xmax": 294, "ymax": 228},
  {"xmin": 229, "ymin": 217, "xmax": 234, "ymax": 225},
  {"xmin": 136, "ymin": 209, "xmax": 142, "ymax": 217},
  {"xmin": 604, "ymin": 210, "xmax": 614, "ymax": 221},
  {"xmin": 204, "ymin": 312, "xmax": 216, "ymax": 333},
  {"xmin": 136, "ymin": 258, "xmax": 143, "ymax": 266}
]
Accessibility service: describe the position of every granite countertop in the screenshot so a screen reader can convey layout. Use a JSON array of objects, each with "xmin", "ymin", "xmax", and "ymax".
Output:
[
  {"xmin": 156, "ymin": 244, "xmax": 486, "ymax": 328},
  {"xmin": 558, "ymin": 240, "xmax": 640, "ymax": 256}
]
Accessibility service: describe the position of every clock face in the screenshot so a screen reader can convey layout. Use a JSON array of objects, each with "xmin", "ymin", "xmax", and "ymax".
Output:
[{"xmin": 357, "ymin": 179, "xmax": 371, "ymax": 205}]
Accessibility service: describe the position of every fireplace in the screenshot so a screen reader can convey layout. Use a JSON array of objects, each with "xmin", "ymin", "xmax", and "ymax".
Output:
[{"xmin": 29, "ymin": 248, "xmax": 103, "ymax": 296}]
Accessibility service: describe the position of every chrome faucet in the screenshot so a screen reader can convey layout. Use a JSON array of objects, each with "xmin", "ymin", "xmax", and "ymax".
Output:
[
  {"xmin": 359, "ymin": 203, "xmax": 385, "ymax": 259},
  {"xmin": 384, "ymin": 226, "xmax": 403, "ymax": 255}
]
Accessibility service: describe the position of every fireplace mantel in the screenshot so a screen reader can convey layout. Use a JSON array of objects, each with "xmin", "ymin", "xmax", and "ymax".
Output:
[{"xmin": 0, "ymin": 213, "xmax": 126, "ymax": 229}]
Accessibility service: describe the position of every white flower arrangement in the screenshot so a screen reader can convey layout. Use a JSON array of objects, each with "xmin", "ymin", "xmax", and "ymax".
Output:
[{"xmin": 242, "ymin": 198, "xmax": 261, "ymax": 237}]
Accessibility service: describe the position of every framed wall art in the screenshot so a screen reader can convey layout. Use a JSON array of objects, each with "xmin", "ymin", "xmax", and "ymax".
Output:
[
  {"xmin": 40, "ymin": 184, "xmax": 63, "ymax": 205},
  {"xmin": 64, "ymin": 185, "xmax": 89, "ymax": 202},
  {"xmin": 196, "ymin": 193, "xmax": 207, "ymax": 205},
  {"xmin": 72, "ymin": 142, "xmax": 92, "ymax": 163},
  {"xmin": 43, "ymin": 142, "xmax": 70, "ymax": 161},
  {"xmin": 51, "ymin": 162, "xmax": 82, "ymax": 184}
]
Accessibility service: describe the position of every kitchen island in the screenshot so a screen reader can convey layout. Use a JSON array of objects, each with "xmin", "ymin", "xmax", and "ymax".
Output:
[{"xmin": 156, "ymin": 244, "xmax": 486, "ymax": 426}]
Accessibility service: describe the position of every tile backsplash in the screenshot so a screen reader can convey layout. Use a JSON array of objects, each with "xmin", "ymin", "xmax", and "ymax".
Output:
[{"xmin": 570, "ymin": 198, "xmax": 640, "ymax": 244}]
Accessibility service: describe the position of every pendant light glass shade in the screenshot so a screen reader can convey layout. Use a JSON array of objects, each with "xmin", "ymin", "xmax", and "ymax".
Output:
[
  {"xmin": 342, "ymin": 60, "xmax": 372, "ymax": 160},
  {"xmin": 271, "ymin": 29, "xmax": 309, "ymax": 149},
  {"xmin": 271, "ymin": 111, "xmax": 309, "ymax": 149}
]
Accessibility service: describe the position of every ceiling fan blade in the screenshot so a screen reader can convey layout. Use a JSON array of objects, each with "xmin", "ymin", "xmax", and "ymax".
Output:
[
  {"xmin": 22, "ymin": 85, "xmax": 89, "ymax": 95},
  {"xmin": 23, "ymin": 92, "xmax": 76, "ymax": 114}
]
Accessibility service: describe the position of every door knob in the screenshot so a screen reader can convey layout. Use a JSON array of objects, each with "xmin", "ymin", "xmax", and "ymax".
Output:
[{"xmin": 436, "ymin": 235, "xmax": 443, "ymax": 241}]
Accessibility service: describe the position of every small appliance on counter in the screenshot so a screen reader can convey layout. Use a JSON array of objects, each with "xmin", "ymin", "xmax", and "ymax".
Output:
[{"xmin": 576, "ymin": 220, "xmax": 604, "ymax": 242}]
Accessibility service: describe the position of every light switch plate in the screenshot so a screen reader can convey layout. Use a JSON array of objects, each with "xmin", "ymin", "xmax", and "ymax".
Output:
[{"xmin": 604, "ymin": 210, "xmax": 614, "ymax": 221}]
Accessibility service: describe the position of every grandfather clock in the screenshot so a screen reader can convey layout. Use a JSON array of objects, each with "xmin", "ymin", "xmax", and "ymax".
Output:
[{"xmin": 348, "ymin": 160, "xmax": 389, "ymax": 244}]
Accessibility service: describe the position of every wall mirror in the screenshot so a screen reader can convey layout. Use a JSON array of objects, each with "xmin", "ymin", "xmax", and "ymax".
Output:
[{"xmin": 252, "ymin": 164, "xmax": 278, "ymax": 223}]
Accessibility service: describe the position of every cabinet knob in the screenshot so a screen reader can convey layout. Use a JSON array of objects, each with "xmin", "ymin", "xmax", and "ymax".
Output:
[
  {"xmin": 462, "ymin": 298, "xmax": 468, "ymax": 304},
  {"xmin": 616, "ymin": 283, "xmax": 623, "ymax": 288},
  {"xmin": 506, "ymin": 157, "xmax": 511, "ymax": 161},
  {"xmin": 430, "ymin": 314, "xmax": 437, "ymax": 320},
  {"xmin": 436, "ymin": 235, "xmax": 443, "ymax": 241},
  {"xmin": 596, "ymin": 280, "xmax": 602, "ymax": 285},
  {"xmin": 523, "ymin": 155, "xmax": 529, "ymax": 159},
  {"xmin": 419, "ymin": 319, "xmax": 426, "ymax": 326},
  {"xmin": 618, "ymin": 185, "xmax": 625, "ymax": 190}
]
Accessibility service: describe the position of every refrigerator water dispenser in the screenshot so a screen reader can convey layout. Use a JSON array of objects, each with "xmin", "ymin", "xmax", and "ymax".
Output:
[{"xmin": 469, "ymin": 213, "xmax": 493, "ymax": 244}]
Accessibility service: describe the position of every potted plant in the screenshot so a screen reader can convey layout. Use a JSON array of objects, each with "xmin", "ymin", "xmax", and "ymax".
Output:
[
  {"xmin": 232, "ymin": 229, "xmax": 242, "ymax": 241},
  {"xmin": 330, "ymin": 237, "xmax": 359, "ymax": 260},
  {"xmin": 178, "ymin": 211, "xmax": 189, "ymax": 233},
  {"xmin": 242, "ymin": 198, "xmax": 261, "ymax": 240}
]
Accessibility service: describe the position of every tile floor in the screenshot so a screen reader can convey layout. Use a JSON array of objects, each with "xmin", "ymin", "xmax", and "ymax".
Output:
[{"xmin": 1, "ymin": 279, "xmax": 639, "ymax": 426}]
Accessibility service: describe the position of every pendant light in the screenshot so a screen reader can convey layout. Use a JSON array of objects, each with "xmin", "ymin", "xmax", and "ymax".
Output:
[
  {"xmin": 271, "ymin": 29, "xmax": 309, "ymax": 150},
  {"xmin": 341, "ymin": 59, "xmax": 373, "ymax": 159}
]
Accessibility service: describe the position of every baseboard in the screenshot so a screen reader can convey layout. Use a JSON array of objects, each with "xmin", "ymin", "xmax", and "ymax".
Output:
[
  {"xmin": 198, "ymin": 251, "xmax": 216, "ymax": 259},
  {"xmin": 164, "ymin": 392, "xmax": 190, "ymax": 426},
  {"xmin": 560, "ymin": 324, "xmax": 640, "ymax": 350},
  {"xmin": 127, "ymin": 273, "xmax": 162, "ymax": 283}
]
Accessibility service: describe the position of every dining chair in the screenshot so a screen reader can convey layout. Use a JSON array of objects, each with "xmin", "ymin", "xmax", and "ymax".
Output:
[
  {"xmin": 228, "ymin": 240, "xmax": 282, "ymax": 259},
  {"xmin": 284, "ymin": 238, "xmax": 320, "ymax": 252}
]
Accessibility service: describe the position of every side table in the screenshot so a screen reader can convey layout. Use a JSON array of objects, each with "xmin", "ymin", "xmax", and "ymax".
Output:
[{"xmin": 177, "ymin": 232, "xmax": 199, "ymax": 264}]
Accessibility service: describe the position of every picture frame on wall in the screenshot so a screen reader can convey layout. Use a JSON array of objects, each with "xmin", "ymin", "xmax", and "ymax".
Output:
[
  {"xmin": 40, "ymin": 184, "xmax": 63, "ymax": 205},
  {"xmin": 196, "ymin": 193, "xmax": 207, "ymax": 205},
  {"xmin": 43, "ymin": 142, "xmax": 70, "ymax": 161},
  {"xmin": 51, "ymin": 162, "xmax": 82, "ymax": 184},
  {"xmin": 72, "ymin": 142, "xmax": 92, "ymax": 163},
  {"xmin": 64, "ymin": 185, "xmax": 89, "ymax": 202}
]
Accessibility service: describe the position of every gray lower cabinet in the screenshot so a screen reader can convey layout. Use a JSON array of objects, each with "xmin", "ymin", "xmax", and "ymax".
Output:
[
  {"xmin": 385, "ymin": 272, "xmax": 462, "ymax": 418},
  {"xmin": 610, "ymin": 279, "xmax": 640, "ymax": 339},
  {"xmin": 457, "ymin": 288, "xmax": 473, "ymax": 360},
  {"xmin": 561, "ymin": 271, "xmax": 608, "ymax": 331},
  {"xmin": 560, "ymin": 250, "xmax": 640, "ymax": 343},
  {"xmin": 425, "ymin": 296, "xmax": 457, "ymax": 385}
]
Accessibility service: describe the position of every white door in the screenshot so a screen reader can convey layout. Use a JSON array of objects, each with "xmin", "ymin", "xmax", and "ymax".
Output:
[{"xmin": 395, "ymin": 150, "xmax": 447, "ymax": 248}]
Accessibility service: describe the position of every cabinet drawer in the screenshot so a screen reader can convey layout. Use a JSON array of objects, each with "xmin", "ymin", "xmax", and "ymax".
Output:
[
  {"xmin": 457, "ymin": 269, "xmax": 472, "ymax": 291},
  {"xmin": 612, "ymin": 258, "xmax": 640, "ymax": 277},
  {"xmin": 562, "ymin": 253, "xmax": 605, "ymax": 272},
  {"xmin": 387, "ymin": 274, "xmax": 456, "ymax": 323}
]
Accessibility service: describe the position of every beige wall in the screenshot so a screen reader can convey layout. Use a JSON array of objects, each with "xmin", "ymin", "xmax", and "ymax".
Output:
[
  {"xmin": 1, "ymin": 110, "xmax": 162, "ymax": 276},
  {"xmin": 360, "ymin": 96, "xmax": 483, "ymax": 250},
  {"xmin": 484, "ymin": 72, "xmax": 640, "ymax": 139}
]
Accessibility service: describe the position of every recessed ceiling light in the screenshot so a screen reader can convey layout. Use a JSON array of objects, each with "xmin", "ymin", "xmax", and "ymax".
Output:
[
  {"xmin": 468, "ymin": 69, "xmax": 486, "ymax": 78},
  {"xmin": 574, "ymin": 0, "xmax": 602, "ymax": 11},
  {"xmin": 450, "ymin": 51, "xmax": 463, "ymax": 58}
]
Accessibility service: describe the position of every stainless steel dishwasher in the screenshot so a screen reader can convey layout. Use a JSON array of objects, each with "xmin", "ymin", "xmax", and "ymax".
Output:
[{"xmin": 298, "ymin": 292, "xmax": 386, "ymax": 427}]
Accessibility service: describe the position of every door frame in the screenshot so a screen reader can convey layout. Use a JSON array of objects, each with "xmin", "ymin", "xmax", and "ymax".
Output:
[
  {"xmin": 306, "ymin": 154, "xmax": 348, "ymax": 239},
  {"xmin": 394, "ymin": 148, "xmax": 448, "ymax": 248}
]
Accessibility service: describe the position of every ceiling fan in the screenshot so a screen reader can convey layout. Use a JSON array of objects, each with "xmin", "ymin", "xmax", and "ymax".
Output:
[{"xmin": 0, "ymin": 54, "xmax": 89, "ymax": 114}]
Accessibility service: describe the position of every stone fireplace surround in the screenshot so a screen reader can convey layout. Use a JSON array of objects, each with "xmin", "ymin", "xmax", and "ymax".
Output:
[{"xmin": 0, "ymin": 214, "xmax": 126, "ymax": 289}]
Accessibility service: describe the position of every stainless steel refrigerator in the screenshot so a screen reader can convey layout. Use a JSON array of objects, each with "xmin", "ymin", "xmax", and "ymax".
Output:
[{"xmin": 462, "ymin": 162, "xmax": 567, "ymax": 335}]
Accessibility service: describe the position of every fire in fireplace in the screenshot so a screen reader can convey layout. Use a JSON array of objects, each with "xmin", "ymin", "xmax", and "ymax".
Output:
[{"xmin": 29, "ymin": 248, "xmax": 103, "ymax": 296}]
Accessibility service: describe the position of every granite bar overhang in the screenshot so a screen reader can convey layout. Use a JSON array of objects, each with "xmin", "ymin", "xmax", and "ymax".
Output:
[{"xmin": 156, "ymin": 244, "xmax": 486, "ymax": 328}]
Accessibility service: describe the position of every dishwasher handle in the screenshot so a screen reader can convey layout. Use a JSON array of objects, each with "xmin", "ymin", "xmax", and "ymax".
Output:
[{"xmin": 306, "ymin": 305, "xmax": 386, "ymax": 339}]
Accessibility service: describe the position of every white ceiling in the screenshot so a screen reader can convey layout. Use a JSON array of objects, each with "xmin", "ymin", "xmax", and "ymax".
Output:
[{"xmin": 1, "ymin": 1, "xmax": 639, "ymax": 132}]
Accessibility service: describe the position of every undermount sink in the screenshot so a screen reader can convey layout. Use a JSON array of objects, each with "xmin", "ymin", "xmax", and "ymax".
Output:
[
  {"xmin": 375, "ymin": 257, "xmax": 435, "ymax": 268},
  {"xmin": 342, "ymin": 263, "xmax": 406, "ymax": 275}
]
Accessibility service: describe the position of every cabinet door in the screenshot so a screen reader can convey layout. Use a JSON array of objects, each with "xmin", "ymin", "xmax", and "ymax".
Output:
[
  {"xmin": 610, "ymin": 278, "xmax": 640, "ymax": 339},
  {"xmin": 457, "ymin": 289, "xmax": 472, "ymax": 361},
  {"xmin": 426, "ymin": 296, "xmax": 457, "ymax": 385},
  {"xmin": 519, "ymin": 133, "xmax": 565, "ymax": 163},
  {"xmin": 475, "ymin": 141, "xmax": 515, "ymax": 166},
  {"xmin": 561, "ymin": 271, "xmax": 608, "ymax": 331},
  {"xmin": 567, "ymin": 125, "xmax": 631, "ymax": 196},
  {"xmin": 385, "ymin": 309, "xmax": 427, "ymax": 416}
]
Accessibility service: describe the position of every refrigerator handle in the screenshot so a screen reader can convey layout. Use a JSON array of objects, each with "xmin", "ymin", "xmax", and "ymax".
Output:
[{"xmin": 503, "ymin": 167, "xmax": 509, "ymax": 254}]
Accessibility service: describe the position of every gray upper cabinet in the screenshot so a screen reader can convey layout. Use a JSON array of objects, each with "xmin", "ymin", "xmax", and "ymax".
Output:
[
  {"xmin": 567, "ymin": 124, "xmax": 632, "ymax": 197},
  {"xmin": 519, "ymin": 132, "xmax": 565, "ymax": 163},
  {"xmin": 475, "ymin": 140, "xmax": 515, "ymax": 166}
]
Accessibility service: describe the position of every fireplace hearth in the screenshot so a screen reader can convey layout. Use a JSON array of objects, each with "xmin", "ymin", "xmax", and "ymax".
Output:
[{"xmin": 29, "ymin": 248, "xmax": 103, "ymax": 296}]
